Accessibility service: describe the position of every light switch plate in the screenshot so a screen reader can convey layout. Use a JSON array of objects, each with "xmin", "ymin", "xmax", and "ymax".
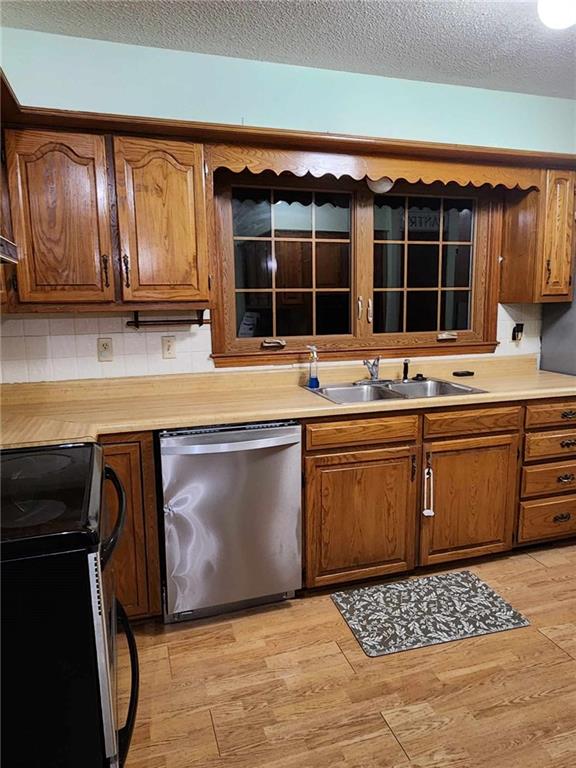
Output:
[
  {"xmin": 162, "ymin": 335, "xmax": 177, "ymax": 359},
  {"xmin": 97, "ymin": 337, "xmax": 113, "ymax": 362}
]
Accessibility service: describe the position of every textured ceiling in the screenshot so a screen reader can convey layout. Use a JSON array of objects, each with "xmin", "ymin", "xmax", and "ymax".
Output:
[{"xmin": 2, "ymin": 0, "xmax": 575, "ymax": 98}]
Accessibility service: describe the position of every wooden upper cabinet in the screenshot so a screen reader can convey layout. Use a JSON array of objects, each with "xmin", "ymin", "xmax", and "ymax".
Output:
[
  {"xmin": 114, "ymin": 137, "xmax": 209, "ymax": 302},
  {"xmin": 539, "ymin": 170, "xmax": 575, "ymax": 299},
  {"xmin": 6, "ymin": 129, "xmax": 114, "ymax": 303},
  {"xmin": 500, "ymin": 169, "xmax": 575, "ymax": 303}
]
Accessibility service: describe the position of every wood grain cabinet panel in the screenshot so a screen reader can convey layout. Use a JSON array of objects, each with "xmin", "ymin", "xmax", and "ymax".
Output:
[
  {"xmin": 420, "ymin": 434, "xmax": 519, "ymax": 565},
  {"xmin": 525, "ymin": 401, "xmax": 576, "ymax": 428},
  {"xmin": 101, "ymin": 433, "xmax": 161, "ymax": 619},
  {"xmin": 524, "ymin": 429, "xmax": 576, "ymax": 461},
  {"xmin": 6, "ymin": 129, "xmax": 114, "ymax": 303},
  {"xmin": 521, "ymin": 459, "xmax": 576, "ymax": 498},
  {"xmin": 114, "ymin": 137, "xmax": 209, "ymax": 302},
  {"xmin": 423, "ymin": 406, "xmax": 522, "ymax": 438},
  {"xmin": 518, "ymin": 495, "xmax": 576, "ymax": 543},
  {"xmin": 305, "ymin": 415, "xmax": 418, "ymax": 451},
  {"xmin": 539, "ymin": 170, "xmax": 575, "ymax": 299},
  {"xmin": 305, "ymin": 446, "xmax": 418, "ymax": 587},
  {"xmin": 501, "ymin": 169, "xmax": 575, "ymax": 303}
]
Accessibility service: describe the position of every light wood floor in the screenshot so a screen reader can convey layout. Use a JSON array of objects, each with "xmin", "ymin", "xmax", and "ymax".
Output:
[{"xmin": 121, "ymin": 543, "xmax": 576, "ymax": 768}]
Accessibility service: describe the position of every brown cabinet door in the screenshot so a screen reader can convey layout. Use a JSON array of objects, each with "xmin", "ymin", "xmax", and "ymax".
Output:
[
  {"xmin": 103, "ymin": 442, "xmax": 150, "ymax": 618},
  {"xmin": 538, "ymin": 170, "xmax": 575, "ymax": 300},
  {"xmin": 114, "ymin": 137, "xmax": 209, "ymax": 302},
  {"xmin": 305, "ymin": 445, "xmax": 418, "ymax": 587},
  {"xmin": 420, "ymin": 433, "xmax": 519, "ymax": 565},
  {"xmin": 6, "ymin": 129, "xmax": 114, "ymax": 303}
]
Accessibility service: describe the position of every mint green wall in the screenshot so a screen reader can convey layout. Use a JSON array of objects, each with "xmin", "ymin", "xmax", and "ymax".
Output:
[{"xmin": 2, "ymin": 27, "xmax": 575, "ymax": 153}]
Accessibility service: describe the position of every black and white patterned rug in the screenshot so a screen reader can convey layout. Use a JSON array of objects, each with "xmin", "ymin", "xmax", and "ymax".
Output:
[{"xmin": 332, "ymin": 571, "xmax": 529, "ymax": 657}]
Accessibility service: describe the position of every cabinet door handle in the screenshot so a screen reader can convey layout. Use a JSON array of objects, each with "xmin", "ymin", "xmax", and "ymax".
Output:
[
  {"xmin": 422, "ymin": 453, "xmax": 434, "ymax": 517},
  {"xmin": 122, "ymin": 253, "xmax": 131, "ymax": 288},
  {"xmin": 545, "ymin": 258, "xmax": 552, "ymax": 284},
  {"xmin": 557, "ymin": 473, "xmax": 575, "ymax": 484},
  {"xmin": 101, "ymin": 254, "xmax": 110, "ymax": 288},
  {"xmin": 411, "ymin": 455, "xmax": 416, "ymax": 482},
  {"xmin": 561, "ymin": 410, "xmax": 576, "ymax": 420},
  {"xmin": 367, "ymin": 298, "xmax": 373, "ymax": 324},
  {"xmin": 357, "ymin": 296, "xmax": 363, "ymax": 320},
  {"xmin": 560, "ymin": 439, "xmax": 576, "ymax": 448},
  {"xmin": 553, "ymin": 512, "xmax": 572, "ymax": 524}
]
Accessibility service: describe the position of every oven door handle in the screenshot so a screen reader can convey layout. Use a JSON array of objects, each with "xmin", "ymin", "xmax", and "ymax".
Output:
[
  {"xmin": 101, "ymin": 465, "xmax": 126, "ymax": 570},
  {"xmin": 117, "ymin": 600, "xmax": 140, "ymax": 767}
]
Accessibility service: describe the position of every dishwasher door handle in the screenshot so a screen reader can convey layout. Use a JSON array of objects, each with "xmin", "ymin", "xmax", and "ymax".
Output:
[{"xmin": 161, "ymin": 433, "xmax": 301, "ymax": 455}]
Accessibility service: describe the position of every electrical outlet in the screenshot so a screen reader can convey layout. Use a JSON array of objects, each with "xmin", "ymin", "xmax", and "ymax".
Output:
[
  {"xmin": 97, "ymin": 337, "xmax": 113, "ymax": 362},
  {"xmin": 162, "ymin": 335, "xmax": 177, "ymax": 359}
]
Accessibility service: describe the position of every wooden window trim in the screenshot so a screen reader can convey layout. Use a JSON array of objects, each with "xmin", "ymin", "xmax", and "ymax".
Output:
[{"xmin": 210, "ymin": 172, "xmax": 500, "ymax": 367}]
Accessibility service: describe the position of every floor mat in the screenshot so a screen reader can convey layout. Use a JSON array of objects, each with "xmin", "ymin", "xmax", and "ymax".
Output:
[{"xmin": 332, "ymin": 570, "xmax": 529, "ymax": 657}]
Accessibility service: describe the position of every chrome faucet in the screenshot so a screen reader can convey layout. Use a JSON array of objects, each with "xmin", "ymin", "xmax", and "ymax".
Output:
[
  {"xmin": 402, "ymin": 358, "xmax": 410, "ymax": 383},
  {"xmin": 363, "ymin": 356, "xmax": 381, "ymax": 382}
]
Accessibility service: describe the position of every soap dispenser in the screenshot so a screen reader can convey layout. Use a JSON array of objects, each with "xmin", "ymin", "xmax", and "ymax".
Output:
[{"xmin": 306, "ymin": 345, "xmax": 320, "ymax": 389}]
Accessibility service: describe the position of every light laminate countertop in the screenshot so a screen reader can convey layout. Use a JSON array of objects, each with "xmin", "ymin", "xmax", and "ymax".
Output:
[{"xmin": 1, "ymin": 355, "xmax": 575, "ymax": 449}]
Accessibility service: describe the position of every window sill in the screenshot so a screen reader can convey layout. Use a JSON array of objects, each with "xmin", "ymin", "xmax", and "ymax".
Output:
[{"xmin": 211, "ymin": 341, "xmax": 499, "ymax": 368}]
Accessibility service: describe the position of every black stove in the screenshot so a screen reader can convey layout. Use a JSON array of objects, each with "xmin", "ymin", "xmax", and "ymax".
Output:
[
  {"xmin": 1, "ymin": 443, "xmax": 102, "ymax": 556},
  {"xmin": 1, "ymin": 442, "xmax": 138, "ymax": 768}
]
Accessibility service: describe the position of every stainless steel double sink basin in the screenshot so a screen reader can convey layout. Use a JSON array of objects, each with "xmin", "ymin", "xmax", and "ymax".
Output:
[{"xmin": 307, "ymin": 378, "xmax": 485, "ymax": 404}]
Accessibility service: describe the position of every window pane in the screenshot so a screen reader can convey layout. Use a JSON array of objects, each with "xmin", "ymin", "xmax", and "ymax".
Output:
[
  {"xmin": 374, "ymin": 197, "xmax": 404, "ymax": 240},
  {"xmin": 442, "ymin": 245, "xmax": 471, "ymax": 288},
  {"xmin": 276, "ymin": 292, "xmax": 313, "ymax": 336},
  {"xmin": 275, "ymin": 242, "xmax": 312, "ymax": 288},
  {"xmin": 443, "ymin": 199, "xmax": 473, "ymax": 242},
  {"xmin": 407, "ymin": 197, "xmax": 441, "ymax": 241},
  {"xmin": 234, "ymin": 241, "xmax": 272, "ymax": 289},
  {"xmin": 316, "ymin": 293, "xmax": 350, "ymax": 335},
  {"xmin": 407, "ymin": 244, "xmax": 439, "ymax": 288},
  {"xmin": 316, "ymin": 243, "xmax": 350, "ymax": 288},
  {"xmin": 441, "ymin": 291, "xmax": 470, "ymax": 330},
  {"xmin": 232, "ymin": 188, "xmax": 271, "ymax": 237},
  {"xmin": 406, "ymin": 291, "xmax": 438, "ymax": 331},
  {"xmin": 236, "ymin": 292, "xmax": 272, "ymax": 337},
  {"xmin": 374, "ymin": 292, "xmax": 404, "ymax": 333},
  {"xmin": 315, "ymin": 193, "xmax": 351, "ymax": 239},
  {"xmin": 274, "ymin": 191, "xmax": 312, "ymax": 237},
  {"xmin": 374, "ymin": 244, "xmax": 404, "ymax": 289}
]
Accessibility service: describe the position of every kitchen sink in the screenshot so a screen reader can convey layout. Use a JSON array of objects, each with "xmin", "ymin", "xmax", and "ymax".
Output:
[
  {"xmin": 310, "ymin": 384, "xmax": 404, "ymax": 404},
  {"xmin": 306, "ymin": 378, "xmax": 485, "ymax": 404},
  {"xmin": 386, "ymin": 379, "xmax": 486, "ymax": 398}
]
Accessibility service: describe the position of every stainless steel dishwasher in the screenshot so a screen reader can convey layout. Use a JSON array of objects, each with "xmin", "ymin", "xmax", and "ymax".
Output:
[{"xmin": 159, "ymin": 422, "xmax": 302, "ymax": 622}]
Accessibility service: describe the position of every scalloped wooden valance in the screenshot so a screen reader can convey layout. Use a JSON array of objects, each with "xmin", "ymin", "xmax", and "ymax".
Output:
[{"xmin": 206, "ymin": 143, "xmax": 543, "ymax": 190}]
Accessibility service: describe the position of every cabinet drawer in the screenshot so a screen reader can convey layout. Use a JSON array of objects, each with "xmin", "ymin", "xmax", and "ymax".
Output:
[
  {"xmin": 305, "ymin": 415, "xmax": 418, "ymax": 451},
  {"xmin": 521, "ymin": 459, "xmax": 576, "ymax": 498},
  {"xmin": 518, "ymin": 495, "xmax": 576, "ymax": 543},
  {"xmin": 423, "ymin": 406, "xmax": 522, "ymax": 438},
  {"xmin": 526, "ymin": 401, "xmax": 576, "ymax": 428},
  {"xmin": 524, "ymin": 429, "xmax": 576, "ymax": 461}
]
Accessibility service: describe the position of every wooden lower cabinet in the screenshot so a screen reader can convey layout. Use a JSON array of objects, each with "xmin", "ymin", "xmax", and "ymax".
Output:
[
  {"xmin": 305, "ymin": 445, "xmax": 418, "ymax": 587},
  {"xmin": 419, "ymin": 433, "xmax": 519, "ymax": 565},
  {"xmin": 101, "ymin": 433, "xmax": 161, "ymax": 619}
]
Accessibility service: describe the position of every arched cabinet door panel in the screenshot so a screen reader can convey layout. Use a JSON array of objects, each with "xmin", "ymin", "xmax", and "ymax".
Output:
[
  {"xmin": 6, "ymin": 129, "xmax": 114, "ymax": 303},
  {"xmin": 114, "ymin": 137, "xmax": 209, "ymax": 302}
]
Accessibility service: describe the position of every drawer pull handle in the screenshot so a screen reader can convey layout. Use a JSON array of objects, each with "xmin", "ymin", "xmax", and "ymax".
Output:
[
  {"xmin": 561, "ymin": 410, "xmax": 576, "ymax": 420},
  {"xmin": 560, "ymin": 439, "xmax": 576, "ymax": 448},
  {"xmin": 553, "ymin": 512, "xmax": 572, "ymax": 524},
  {"xmin": 557, "ymin": 473, "xmax": 575, "ymax": 484}
]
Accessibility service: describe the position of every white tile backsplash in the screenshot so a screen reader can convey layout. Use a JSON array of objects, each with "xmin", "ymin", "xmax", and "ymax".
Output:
[{"xmin": 0, "ymin": 305, "xmax": 542, "ymax": 383}]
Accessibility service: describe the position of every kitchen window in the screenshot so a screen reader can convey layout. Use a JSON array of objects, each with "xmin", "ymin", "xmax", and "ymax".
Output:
[{"xmin": 211, "ymin": 173, "xmax": 499, "ymax": 366}]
